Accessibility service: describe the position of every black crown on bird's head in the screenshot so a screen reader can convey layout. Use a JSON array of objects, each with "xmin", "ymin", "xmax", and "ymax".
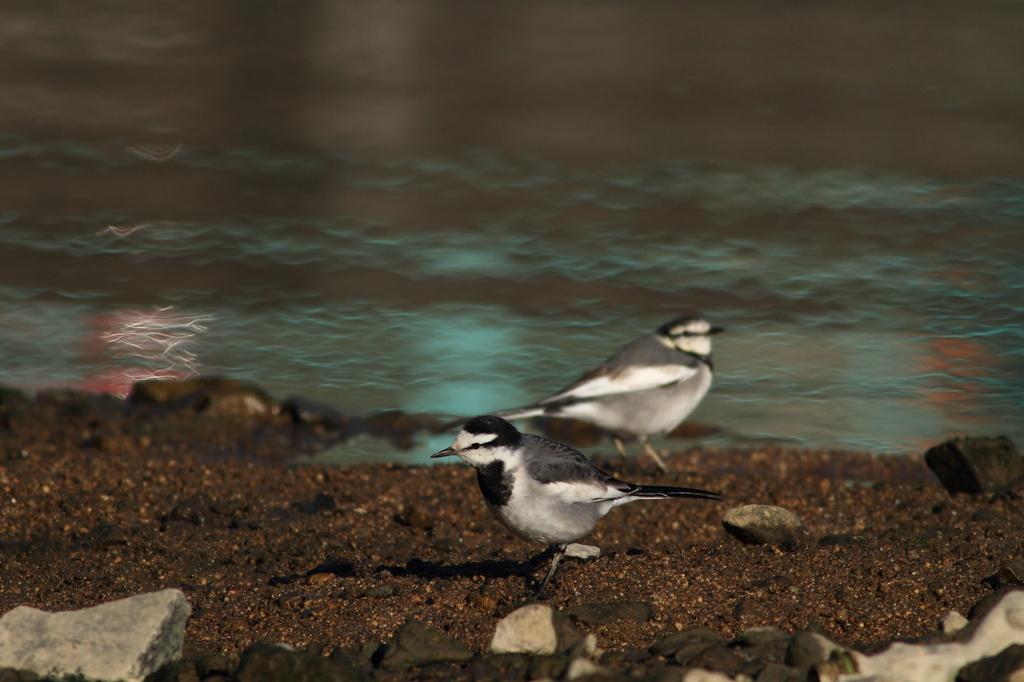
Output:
[{"xmin": 461, "ymin": 415, "xmax": 522, "ymax": 447}]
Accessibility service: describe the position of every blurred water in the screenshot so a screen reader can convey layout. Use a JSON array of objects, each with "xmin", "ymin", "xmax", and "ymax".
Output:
[{"xmin": 1, "ymin": 2, "xmax": 1022, "ymax": 462}]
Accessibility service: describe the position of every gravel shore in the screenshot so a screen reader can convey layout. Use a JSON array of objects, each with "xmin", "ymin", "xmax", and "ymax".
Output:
[{"xmin": 0, "ymin": 384, "xmax": 1018, "ymax": 679}]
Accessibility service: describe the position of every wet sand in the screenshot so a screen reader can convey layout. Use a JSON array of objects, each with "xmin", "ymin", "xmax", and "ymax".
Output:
[{"xmin": 0, "ymin": 385, "xmax": 1015, "ymax": 674}]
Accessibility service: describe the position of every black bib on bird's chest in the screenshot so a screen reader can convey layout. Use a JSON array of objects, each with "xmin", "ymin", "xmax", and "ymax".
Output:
[{"xmin": 476, "ymin": 460, "xmax": 513, "ymax": 507}]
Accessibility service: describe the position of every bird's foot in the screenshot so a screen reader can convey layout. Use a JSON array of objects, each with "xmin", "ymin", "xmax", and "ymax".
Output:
[{"xmin": 642, "ymin": 441, "xmax": 670, "ymax": 473}]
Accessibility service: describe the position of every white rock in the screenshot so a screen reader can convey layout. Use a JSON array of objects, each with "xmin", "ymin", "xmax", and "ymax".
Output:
[
  {"xmin": 565, "ymin": 543, "xmax": 601, "ymax": 560},
  {"xmin": 490, "ymin": 604, "xmax": 560, "ymax": 655},
  {"xmin": 831, "ymin": 591, "xmax": 1024, "ymax": 682},
  {"xmin": 939, "ymin": 610, "xmax": 969, "ymax": 635},
  {"xmin": 683, "ymin": 669, "xmax": 736, "ymax": 682},
  {"xmin": 565, "ymin": 657, "xmax": 605, "ymax": 680},
  {"xmin": 0, "ymin": 588, "xmax": 190, "ymax": 682}
]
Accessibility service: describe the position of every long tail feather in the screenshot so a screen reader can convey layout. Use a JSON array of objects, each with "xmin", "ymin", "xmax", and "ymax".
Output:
[
  {"xmin": 441, "ymin": 406, "xmax": 547, "ymax": 432},
  {"xmin": 631, "ymin": 484, "xmax": 722, "ymax": 502}
]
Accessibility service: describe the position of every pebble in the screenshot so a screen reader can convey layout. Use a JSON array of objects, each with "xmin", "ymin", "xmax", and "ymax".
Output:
[
  {"xmin": 721, "ymin": 505, "xmax": 808, "ymax": 551},
  {"xmin": 0, "ymin": 588, "xmax": 189, "ymax": 682},
  {"xmin": 380, "ymin": 618, "xmax": 474, "ymax": 669},
  {"xmin": 565, "ymin": 543, "xmax": 601, "ymax": 560},
  {"xmin": 491, "ymin": 604, "xmax": 582, "ymax": 655},
  {"xmin": 784, "ymin": 629, "xmax": 843, "ymax": 670},
  {"xmin": 682, "ymin": 669, "xmax": 735, "ymax": 682},
  {"xmin": 941, "ymin": 611, "xmax": 970, "ymax": 635},
  {"xmin": 924, "ymin": 436, "xmax": 1024, "ymax": 496}
]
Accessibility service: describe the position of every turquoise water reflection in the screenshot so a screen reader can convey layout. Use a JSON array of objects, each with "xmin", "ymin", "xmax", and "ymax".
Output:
[{"xmin": 0, "ymin": 148, "xmax": 1022, "ymax": 461}]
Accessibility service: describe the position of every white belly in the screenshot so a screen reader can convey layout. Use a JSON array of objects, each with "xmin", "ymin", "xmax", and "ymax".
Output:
[{"xmin": 485, "ymin": 476, "xmax": 604, "ymax": 546}]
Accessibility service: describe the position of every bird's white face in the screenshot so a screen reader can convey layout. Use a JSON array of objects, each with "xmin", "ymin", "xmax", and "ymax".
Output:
[
  {"xmin": 443, "ymin": 429, "xmax": 505, "ymax": 467},
  {"xmin": 663, "ymin": 318, "xmax": 715, "ymax": 356}
]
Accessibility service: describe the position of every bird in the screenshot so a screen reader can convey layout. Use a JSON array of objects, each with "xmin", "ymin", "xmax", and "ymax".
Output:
[
  {"xmin": 432, "ymin": 415, "xmax": 721, "ymax": 597},
  {"xmin": 488, "ymin": 316, "xmax": 723, "ymax": 471}
]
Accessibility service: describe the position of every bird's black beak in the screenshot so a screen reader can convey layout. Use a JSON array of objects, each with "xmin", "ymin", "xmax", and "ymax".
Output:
[
  {"xmin": 431, "ymin": 447, "xmax": 457, "ymax": 458},
  {"xmin": 708, "ymin": 326, "xmax": 725, "ymax": 335}
]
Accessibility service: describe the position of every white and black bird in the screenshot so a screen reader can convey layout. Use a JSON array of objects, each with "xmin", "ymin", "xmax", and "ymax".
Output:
[
  {"xmin": 432, "ymin": 415, "xmax": 721, "ymax": 597},
  {"xmin": 490, "ymin": 316, "xmax": 724, "ymax": 471}
]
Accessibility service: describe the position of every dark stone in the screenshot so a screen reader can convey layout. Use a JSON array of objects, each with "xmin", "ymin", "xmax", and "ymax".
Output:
[
  {"xmin": 465, "ymin": 653, "xmax": 528, "ymax": 680},
  {"xmin": 399, "ymin": 504, "xmax": 434, "ymax": 529},
  {"xmin": 924, "ymin": 436, "xmax": 1024, "ymax": 495},
  {"xmin": 756, "ymin": 662, "xmax": 797, "ymax": 682},
  {"xmin": 365, "ymin": 411, "xmax": 445, "ymax": 449},
  {"xmin": 168, "ymin": 492, "xmax": 215, "ymax": 527},
  {"xmin": 732, "ymin": 597, "xmax": 763, "ymax": 621},
  {"xmin": 687, "ymin": 642, "xmax": 746, "ymax": 676},
  {"xmin": 528, "ymin": 652, "xmax": 573, "ymax": 681},
  {"xmin": 294, "ymin": 493, "xmax": 337, "ymax": 516},
  {"xmin": 968, "ymin": 587, "xmax": 1024, "ymax": 621},
  {"xmin": 364, "ymin": 583, "xmax": 396, "ymax": 599},
  {"xmin": 380, "ymin": 619, "xmax": 474, "ymax": 670},
  {"xmin": 72, "ymin": 524, "xmax": 128, "ymax": 551},
  {"xmin": 996, "ymin": 559, "xmax": 1024, "ymax": 588},
  {"xmin": 817, "ymin": 534, "xmax": 868, "ymax": 549},
  {"xmin": 235, "ymin": 642, "xmax": 369, "ymax": 682},
  {"xmin": 563, "ymin": 602, "xmax": 652, "ymax": 626},
  {"xmin": 649, "ymin": 627, "xmax": 725, "ymax": 657},
  {"xmin": 956, "ymin": 644, "xmax": 1024, "ymax": 682},
  {"xmin": 721, "ymin": 505, "xmax": 808, "ymax": 551},
  {"xmin": 282, "ymin": 397, "xmax": 364, "ymax": 433},
  {"xmin": 196, "ymin": 653, "xmax": 236, "ymax": 678}
]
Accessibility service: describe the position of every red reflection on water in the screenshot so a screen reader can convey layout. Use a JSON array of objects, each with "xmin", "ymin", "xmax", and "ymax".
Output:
[
  {"xmin": 75, "ymin": 307, "xmax": 211, "ymax": 397},
  {"xmin": 917, "ymin": 336, "xmax": 993, "ymax": 419}
]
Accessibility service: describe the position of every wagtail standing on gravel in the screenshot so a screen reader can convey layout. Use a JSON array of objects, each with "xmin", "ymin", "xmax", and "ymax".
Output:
[{"xmin": 432, "ymin": 415, "xmax": 721, "ymax": 597}]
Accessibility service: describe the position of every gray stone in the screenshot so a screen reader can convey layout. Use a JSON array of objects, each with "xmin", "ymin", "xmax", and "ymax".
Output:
[
  {"xmin": 924, "ymin": 436, "xmax": 1024, "ymax": 495},
  {"xmin": 381, "ymin": 619, "xmax": 474, "ymax": 669},
  {"xmin": 563, "ymin": 602, "xmax": 652, "ymax": 626},
  {"xmin": 941, "ymin": 611, "xmax": 970, "ymax": 635},
  {"xmin": 687, "ymin": 642, "xmax": 746, "ymax": 676},
  {"xmin": 235, "ymin": 642, "xmax": 368, "ymax": 682},
  {"xmin": 491, "ymin": 604, "xmax": 582, "ymax": 656},
  {"xmin": 565, "ymin": 543, "xmax": 601, "ymax": 560},
  {"xmin": 735, "ymin": 626, "xmax": 789, "ymax": 648},
  {"xmin": 649, "ymin": 627, "xmax": 725, "ymax": 658},
  {"xmin": 721, "ymin": 505, "xmax": 808, "ymax": 551},
  {"xmin": 756, "ymin": 661, "xmax": 797, "ymax": 682},
  {"xmin": 783, "ymin": 630, "xmax": 842, "ymax": 669},
  {"xmin": 0, "ymin": 588, "xmax": 190, "ymax": 682}
]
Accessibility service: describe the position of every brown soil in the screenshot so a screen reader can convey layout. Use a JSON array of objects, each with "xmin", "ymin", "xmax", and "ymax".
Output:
[{"xmin": 0, "ymin": 388, "xmax": 1017, "ymax": 663}]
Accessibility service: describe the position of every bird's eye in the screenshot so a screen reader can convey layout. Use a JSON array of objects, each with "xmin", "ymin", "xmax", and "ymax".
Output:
[{"xmin": 463, "ymin": 443, "xmax": 481, "ymax": 450}]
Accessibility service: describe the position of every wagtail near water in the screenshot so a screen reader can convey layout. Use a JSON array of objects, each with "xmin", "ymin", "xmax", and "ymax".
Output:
[
  {"xmin": 433, "ymin": 415, "xmax": 721, "ymax": 597},
  {"xmin": 488, "ymin": 316, "xmax": 723, "ymax": 471}
]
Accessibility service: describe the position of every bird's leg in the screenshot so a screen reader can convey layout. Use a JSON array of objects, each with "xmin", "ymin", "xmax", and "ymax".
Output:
[
  {"xmin": 534, "ymin": 544, "xmax": 567, "ymax": 598},
  {"xmin": 640, "ymin": 437, "xmax": 669, "ymax": 473},
  {"xmin": 613, "ymin": 437, "xmax": 628, "ymax": 464}
]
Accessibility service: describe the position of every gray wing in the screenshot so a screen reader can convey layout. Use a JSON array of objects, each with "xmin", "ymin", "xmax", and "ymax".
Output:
[
  {"xmin": 522, "ymin": 434, "xmax": 608, "ymax": 485},
  {"xmin": 538, "ymin": 334, "xmax": 701, "ymax": 406}
]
